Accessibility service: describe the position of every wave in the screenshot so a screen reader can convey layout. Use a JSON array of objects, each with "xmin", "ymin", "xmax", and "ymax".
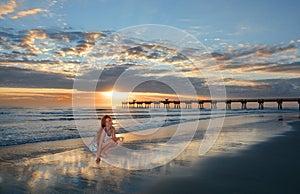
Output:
[
  {"xmin": 0, "ymin": 112, "xmax": 11, "ymax": 115},
  {"xmin": 40, "ymin": 117, "xmax": 75, "ymax": 121},
  {"xmin": 0, "ymin": 134, "xmax": 83, "ymax": 146}
]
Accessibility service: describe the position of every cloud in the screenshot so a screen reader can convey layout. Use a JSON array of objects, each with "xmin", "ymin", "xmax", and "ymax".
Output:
[
  {"xmin": 74, "ymin": 65, "xmax": 207, "ymax": 95},
  {"xmin": 225, "ymin": 78, "xmax": 300, "ymax": 98},
  {"xmin": 6, "ymin": 27, "xmax": 296, "ymax": 80},
  {"xmin": 0, "ymin": 28, "xmax": 107, "ymax": 57},
  {"xmin": 20, "ymin": 29, "xmax": 48, "ymax": 54},
  {"xmin": 255, "ymin": 43, "xmax": 297, "ymax": 56},
  {"xmin": 11, "ymin": 8, "xmax": 47, "ymax": 19},
  {"xmin": 1, "ymin": 58, "xmax": 299, "ymax": 99},
  {"xmin": 223, "ymin": 78, "xmax": 263, "ymax": 87},
  {"xmin": 0, "ymin": 0, "xmax": 16, "ymax": 19},
  {"xmin": 209, "ymin": 42, "xmax": 299, "ymax": 77},
  {"xmin": 0, "ymin": 66, "xmax": 73, "ymax": 89},
  {"xmin": 0, "ymin": 58, "xmax": 80, "ymax": 76},
  {"xmin": 250, "ymin": 62, "xmax": 300, "ymax": 74},
  {"xmin": 219, "ymin": 61, "xmax": 300, "ymax": 75},
  {"xmin": 215, "ymin": 43, "xmax": 297, "ymax": 61},
  {"xmin": 0, "ymin": 27, "xmax": 299, "ymax": 99},
  {"xmin": 0, "ymin": 28, "xmax": 106, "ymax": 75}
]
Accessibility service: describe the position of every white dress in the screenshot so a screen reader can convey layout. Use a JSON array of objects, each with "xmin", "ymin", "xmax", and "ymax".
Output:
[
  {"xmin": 103, "ymin": 130, "xmax": 110, "ymax": 143},
  {"xmin": 86, "ymin": 126, "xmax": 112, "ymax": 152}
]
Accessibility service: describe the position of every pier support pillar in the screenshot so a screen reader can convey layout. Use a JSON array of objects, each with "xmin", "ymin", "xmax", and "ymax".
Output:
[
  {"xmin": 129, "ymin": 100, "xmax": 136, "ymax": 108},
  {"xmin": 174, "ymin": 101, "xmax": 181, "ymax": 109},
  {"xmin": 163, "ymin": 99, "xmax": 170, "ymax": 109},
  {"xmin": 277, "ymin": 99, "xmax": 283, "ymax": 110},
  {"xmin": 137, "ymin": 102, "xmax": 143, "ymax": 108},
  {"xmin": 144, "ymin": 102, "xmax": 152, "ymax": 108},
  {"xmin": 226, "ymin": 100, "xmax": 231, "ymax": 110},
  {"xmin": 241, "ymin": 99, "xmax": 247, "ymax": 110},
  {"xmin": 258, "ymin": 99, "xmax": 264, "ymax": 110},
  {"xmin": 211, "ymin": 100, "xmax": 217, "ymax": 109},
  {"xmin": 153, "ymin": 102, "xmax": 160, "ymax": 108},
  {"xmin": 122, "ymin": 102, "xmax": 128, "ymax": 108},
  {"xmin": 164, "ymin": 104, "xmax": 170, "ymax": 109},
  {"xmin": 198, "ymin": 101, "xmax": 204, "ymax": 109},
  {"xmin": 185, "ymin": 101, "xmax": 192, "ymax": 109}
]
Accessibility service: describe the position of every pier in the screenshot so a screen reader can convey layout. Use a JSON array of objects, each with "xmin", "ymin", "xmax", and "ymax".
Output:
[{"xmin": 121, "ymin": 98, "xmax": 300, "ymax": 110}]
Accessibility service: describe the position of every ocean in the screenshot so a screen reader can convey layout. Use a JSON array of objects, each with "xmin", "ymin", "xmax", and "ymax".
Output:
[
  {"xmin": 1, "ymin": 106, "xmax": 299, "ymax": 147},
  {"xmin": 1, "ymin": 106, "xmax": 300, "ymax": 193}
]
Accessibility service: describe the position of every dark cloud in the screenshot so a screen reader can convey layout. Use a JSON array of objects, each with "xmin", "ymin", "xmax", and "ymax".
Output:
[
  {"xmin": 133, "ymin": 80, "xmax": 177, "ymax": 94},
  {"xmin": 224, "ymin": 78, "xmax": 300, "ymax": 98},
  {"xmin": 251, "ymin": 62, "xmax": 300, "ymax": 73},
  {"xmin": 1, "ymin": 65, "xmax": 299, "ymax": 99},
  {"xmin": 220, "ymin": 61, "xmax": 300, "ymax": 74},
  {"xmin": 211, "ymin": 43, "xmax": 297, "ymax": 61},
  {"xmin": 0, "ymin": 66, "xmax": 73, "ymax": 88},
  {"xmin": 256, "ymin": 43, "xmax": 297, "ymax": 56},
  {"xmin": 163, "ymin": 53, "xmax": 188, "ymax": 63}
]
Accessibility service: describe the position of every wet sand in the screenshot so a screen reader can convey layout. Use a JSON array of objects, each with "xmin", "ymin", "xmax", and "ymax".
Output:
[
  {"xmin": 142, "ymin": 120, "xmax": 300, "ymax": 194},
  {"xmin": 0, "ymin": 113, "xmax": 298, "ymax": 193}
]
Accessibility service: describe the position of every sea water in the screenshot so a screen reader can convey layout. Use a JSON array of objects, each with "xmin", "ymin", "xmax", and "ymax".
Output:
[{"xmin": 0, "ymin": 106, "xmax": 299, "ymax": 146}]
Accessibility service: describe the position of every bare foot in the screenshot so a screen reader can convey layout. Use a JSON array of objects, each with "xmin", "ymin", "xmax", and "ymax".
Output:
[{"xmin": 96, "ymin": 157, "xmax": 101, "ymax": 164}]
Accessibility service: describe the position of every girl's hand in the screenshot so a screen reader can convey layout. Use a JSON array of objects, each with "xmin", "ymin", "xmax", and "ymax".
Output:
[
  {"xmin": 96, "ymin": 157, "xmax": 101, "ymax": 163},
  {"xmin": 112, "ymin": 137, "xmax": 124, "ymax": 143},
  {"xmin": 112, "ymin": 137, "xmax": 119, "ymax": 144}
]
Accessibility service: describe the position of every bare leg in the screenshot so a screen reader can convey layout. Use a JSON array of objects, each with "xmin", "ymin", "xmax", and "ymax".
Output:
[
  {"xmin": 101, "ymin": 152, "xmax": 108, "ymax": 158},
  {"xmin": 101, "ymin": 139, "xmax": 117, "ymax": 156},
  {"xmin": 99, "ymin": 140, "xmax": 111, "ymax": 158},
  {"xmin": 96, "ymin": 129, "xmax": 105, "ymax": 158}
]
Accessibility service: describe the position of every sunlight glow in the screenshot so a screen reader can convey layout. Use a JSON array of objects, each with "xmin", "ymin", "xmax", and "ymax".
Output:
[{"xmin": 103, "ymin": 90, "xmax": 113, "ymax": 97}]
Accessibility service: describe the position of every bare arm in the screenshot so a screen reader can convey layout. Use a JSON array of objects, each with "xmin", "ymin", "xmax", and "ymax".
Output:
[
  {"xmin": 111, "ymin": 127, "xmax": 124, "ymax": 143},
  {"xmin": 111, "ymin": 126, "xmax": 118, "ymax": 143}
]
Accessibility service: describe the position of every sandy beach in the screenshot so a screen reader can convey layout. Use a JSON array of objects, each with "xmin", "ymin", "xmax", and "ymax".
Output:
[{"xmin": 0, "ymin": 113, "xmax": 299, "ymax": 193}]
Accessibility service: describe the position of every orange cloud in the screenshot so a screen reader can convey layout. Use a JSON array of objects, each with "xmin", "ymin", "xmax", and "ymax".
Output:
[
  {"xmin": 11, "ymin": 8, "xmax": 46, "ymax": 19},
  {"xmin": 0, "ymin": 0, "xmax": 16, "ymax": 19},
  {"xmin": 0, "ymin": 87, "xmax": 74, "ymax": 107}
]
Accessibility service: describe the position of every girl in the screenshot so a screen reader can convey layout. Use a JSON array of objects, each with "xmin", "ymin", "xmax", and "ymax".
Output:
[{"xmin": 96, "ymin": 115, "xmax": 124, "ymax": 163}]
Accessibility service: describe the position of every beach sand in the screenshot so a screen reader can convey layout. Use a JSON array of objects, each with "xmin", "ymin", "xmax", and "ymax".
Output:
[{"xmin": 0, "ymin": 113, "xmax": 299, "ymax": 193}]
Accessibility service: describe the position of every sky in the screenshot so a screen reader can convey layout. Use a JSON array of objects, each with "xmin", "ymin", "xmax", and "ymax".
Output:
[{"xmin": 0, "ymin": 0, "xmax": 299, "ymax": 107}]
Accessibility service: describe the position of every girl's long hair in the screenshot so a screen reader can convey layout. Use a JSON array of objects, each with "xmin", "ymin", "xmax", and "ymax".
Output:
[{"xmin": 101, "ymin": 115, "xmax": 111, "ymax": 128}]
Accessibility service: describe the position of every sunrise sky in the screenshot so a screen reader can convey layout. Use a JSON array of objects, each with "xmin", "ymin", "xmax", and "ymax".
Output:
[{"xmin": 0, "ymin": 0, "xmax": 299, "ymax": 107}]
